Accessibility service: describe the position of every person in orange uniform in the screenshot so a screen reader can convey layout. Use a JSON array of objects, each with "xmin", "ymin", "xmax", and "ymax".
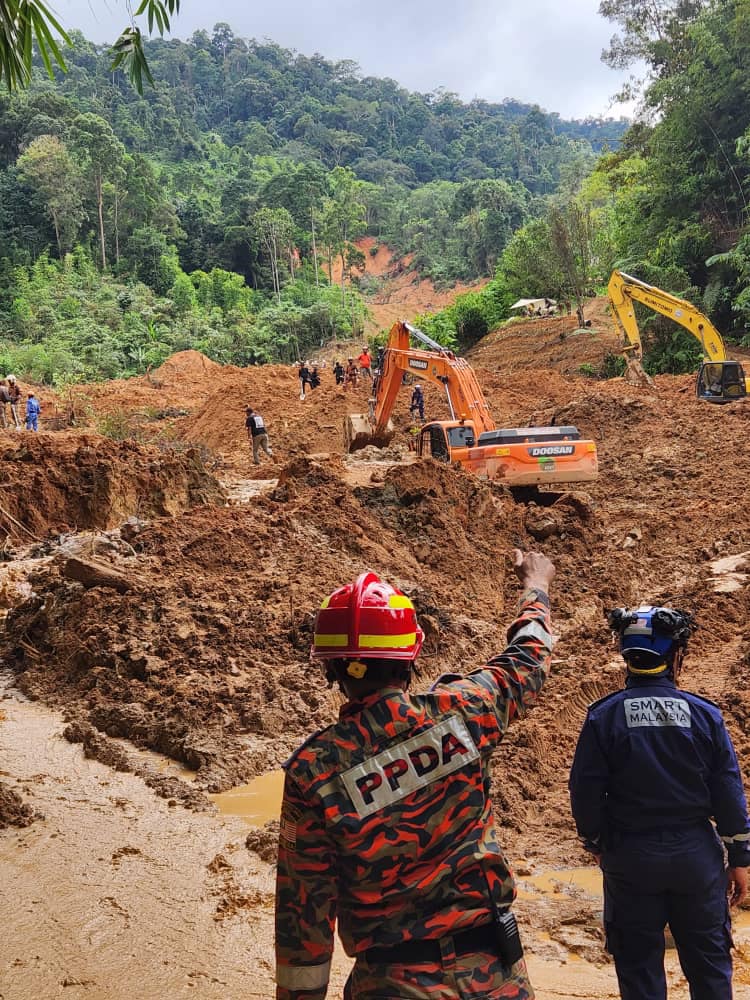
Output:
[
  {"xmin": 357, "ymin": 346, "xmax": 372, "ymax": 381},
  {"xmin": 275, "ymin": 549, "xmax": 555, "ymax": 999}
]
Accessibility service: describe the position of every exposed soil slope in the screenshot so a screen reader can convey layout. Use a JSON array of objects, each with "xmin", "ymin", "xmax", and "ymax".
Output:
[
  {"xmin": 467, "ymin": 295, "xmax": 620, "ymax": 375},
  {"xmin": 0, "ymin": 433, "xmax": 224, "ymax": 539},
  {"xmin": 329, "ymin": 237, "xmax": 489, "ymax": 333}
]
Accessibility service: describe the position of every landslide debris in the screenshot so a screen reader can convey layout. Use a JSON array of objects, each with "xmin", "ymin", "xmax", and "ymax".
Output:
[
  {"xmin": 0, "ymin": 434, "xmax": 225, "ymax": 539},
  {"xmin": 0, "ymin": 781, "xmax": 39, "ymax": 829},
  {"xmin": 2, "ymin": 456, "xmax": 555, "ymax": 796}
]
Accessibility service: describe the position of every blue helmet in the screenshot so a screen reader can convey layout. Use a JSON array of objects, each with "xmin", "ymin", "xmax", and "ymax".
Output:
[{"xmin": 607, "ymin": 605, "xmax": 697, "ymax": 670}]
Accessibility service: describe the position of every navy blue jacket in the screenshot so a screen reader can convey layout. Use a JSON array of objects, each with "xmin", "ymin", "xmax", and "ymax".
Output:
[{"xmin": 569, "ymin": 675, "xmax": 750, "ymax": 866}]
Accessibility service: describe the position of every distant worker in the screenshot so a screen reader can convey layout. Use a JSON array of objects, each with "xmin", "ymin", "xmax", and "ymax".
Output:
[
  {"xmin": 344, "ymin": 358, "xmax": 359, "ymax": 389},
  {"xmin": 275, "ymin": 549, "xmax": 555, "ymax": 1000},
  {"xmin": 25, "ymin": 392, "xmax": 40, "ymax": 432},
  {"xmin": 409, "ymin": 383, "xmax": 425, "ymax": 421},
  {"xmin": 298, "ymin": 361, "xmax": 312, "ymax": 401},
  {"xmin": 333, "ymin": 360, "xmax": 345, "ymax": 386},
  {"xmin": 569, "ymin": 605, "xmax": 750, "ymax": 1000},
  {"xmin": 245, "ymin": 406, "xmax": 273, "ymax": 465},
  {"xmin": 407, "ymin": 422, "xmax": 420, "ymax": 452},
  {"xmin": 7, "ymin": 375, "xmax": 21, "ymax": 429},
  {"xmin": 0, "ymin": 380, "xmax": 10, "ymax": 429},
  {"xmin": 357, "ymin": 346, "xmax": 372, "ymax": 381},
  {"xmin": 310, "ymin": 366, "xmax": 321, "ymax": 390}
]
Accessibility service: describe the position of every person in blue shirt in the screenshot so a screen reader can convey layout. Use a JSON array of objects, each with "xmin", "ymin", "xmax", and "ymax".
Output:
[
  {"xmin": 409, "ymin": 383, "xmax": 425, "ymax": 422},
  {"xmin": 569, "ymin": 605, "xmax": 750, "ymax": 999},
  {"xmin": 25, "ymin": 392, "xmax": 40, "ymax": 432}
]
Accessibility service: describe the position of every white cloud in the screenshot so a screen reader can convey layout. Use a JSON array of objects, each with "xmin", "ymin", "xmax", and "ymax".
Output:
[{"xmin": 55, "ymin": 0, "xmax": 633, "ymax": 119}]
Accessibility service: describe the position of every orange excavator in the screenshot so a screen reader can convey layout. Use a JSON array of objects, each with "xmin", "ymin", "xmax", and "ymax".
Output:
[{"xmin": 345, "ymin": 321, "xmax": 598, "ymax": 489}]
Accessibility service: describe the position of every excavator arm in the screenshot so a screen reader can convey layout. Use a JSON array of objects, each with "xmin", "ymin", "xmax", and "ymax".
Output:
[
  {"xmin": 345, "ymin": 321, "xmax": 495, "ymax": 451},
  {"xmin": 609, "ymin": 270, "xmax": 728, "ymax": 360},
  {"xmin": 608, "ymin": 270, "xmax": 748, "ymax": 401}
]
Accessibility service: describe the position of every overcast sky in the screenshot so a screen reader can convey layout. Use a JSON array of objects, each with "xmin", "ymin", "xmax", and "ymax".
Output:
[{"xmin": 56, "ymin": 0, "xmax": 633, "ymax": 119}]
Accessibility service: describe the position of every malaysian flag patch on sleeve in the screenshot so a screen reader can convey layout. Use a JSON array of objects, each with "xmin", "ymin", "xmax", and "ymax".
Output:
[{"xmin": 280, "ymin": 803, "xmax": 300, "ymax": 850}]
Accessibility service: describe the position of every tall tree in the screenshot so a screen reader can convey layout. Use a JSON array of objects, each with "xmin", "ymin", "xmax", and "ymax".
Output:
[
  {"xmin": 70, "ymin": 114, "xmax": 126, "ymax": 269},
  {"xmin": 318, "ymin": 167, "xmax": 366, "ymax": 306},
  {"xmin": 17, "ymin": 134, "xmax": 84, "ymax": 255},
  {"xmin": 253, "ymin": 206, "xmax": 293, "ymax": 303},
  {"xmin": 549, "ymin": 202, "xmax": 597, "ymax": 325}
]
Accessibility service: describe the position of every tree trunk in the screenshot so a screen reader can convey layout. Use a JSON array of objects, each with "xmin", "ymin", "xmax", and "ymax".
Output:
[
  {"xmin": 51, "ymin": 210, "xmax": 62, "ymax": 258},
  {"xmin": 96, "ymin": 172, "xmax": 106, "ymax": 270},
  {"xmin": 311, "ymin": 209, "xmax": 319, "ymax": 287},
  {"xmin": 114, "ymin": 183, "xmax": 120, "ymax": 266}
]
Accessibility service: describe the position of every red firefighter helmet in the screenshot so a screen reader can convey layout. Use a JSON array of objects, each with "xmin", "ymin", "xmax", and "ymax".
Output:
[{"xmin": 312, "ymin": 571, "xmax": 423, "ymax": 661}]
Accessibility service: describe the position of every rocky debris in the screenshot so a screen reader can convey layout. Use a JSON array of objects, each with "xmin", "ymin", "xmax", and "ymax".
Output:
[
  {"xmin": 245, "ymin": 822, "xmax": 280, "ymax": 864},
  {"xmin": 345, "ymin": 443, "xmax": 409, "ymax": 463},
  {"xmin": 0, "ymin": 780, "xmax": 40, "ymax": 828},
  {"xmin": 120, "ymin": 517, "xmax": 148, "ymax": 545}
]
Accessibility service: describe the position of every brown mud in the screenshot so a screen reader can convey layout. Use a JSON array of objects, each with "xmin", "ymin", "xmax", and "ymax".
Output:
[
  {"xmin": 0, "ymin": 433, "xmax": 224, "ymax": 539},
  {"xmin": 2, "ymin": 305, "xmax": 750, "ymax": 995}
]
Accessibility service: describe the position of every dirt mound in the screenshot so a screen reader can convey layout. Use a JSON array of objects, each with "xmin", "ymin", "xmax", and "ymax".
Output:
[
  {"xmin": 0, "ymin": 781, "xmax": 38, "ymax": 828},
  {"xmin": 70, "ymin": 350, "xmax": 232, "ymax": 422},
  {"xmin": 0, "ymin": 433, "xmax": 225, "ymax": 539},
  {"xmin": 153, "ymin": 350, "xmax": 222, "ymax": 378},
  {"xmin": 468, "ymin": 297, "xmax": 620, "ymax": 375}
]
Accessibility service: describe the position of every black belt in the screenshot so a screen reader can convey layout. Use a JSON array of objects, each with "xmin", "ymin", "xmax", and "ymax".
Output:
[{"xmin": 363, "ymin": 921, "xmax": 496, "ymax": 965}]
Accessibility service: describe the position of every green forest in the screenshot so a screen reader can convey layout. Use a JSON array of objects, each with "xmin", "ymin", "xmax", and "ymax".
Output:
[
  {"xmin": 2, "ymin": 0, "xmax": 750, "ymax": 381},
  {"xmin": 423, "ymin": 0, "xmax": 750, "ymax": 374}
]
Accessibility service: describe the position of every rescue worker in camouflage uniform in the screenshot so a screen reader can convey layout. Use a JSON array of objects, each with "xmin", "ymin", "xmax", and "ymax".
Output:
[
  {"xmin": 569, "ymin": 605, "xmax": 750, "ymax": 1000},
  {"xmin": 275, "ymin": 548, "xmax": 556, "ymax": 1000}
]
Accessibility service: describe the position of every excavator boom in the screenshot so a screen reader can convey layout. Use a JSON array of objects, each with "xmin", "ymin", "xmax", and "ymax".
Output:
[{"xmin": 345, "ymin": 321, "xmax": 495, "ymax": 451}]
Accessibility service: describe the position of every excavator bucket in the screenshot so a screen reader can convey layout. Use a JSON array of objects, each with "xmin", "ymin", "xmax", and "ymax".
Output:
[{"xmin": 344, "ymin": 414, "xmax": 396, "ymax": 452}]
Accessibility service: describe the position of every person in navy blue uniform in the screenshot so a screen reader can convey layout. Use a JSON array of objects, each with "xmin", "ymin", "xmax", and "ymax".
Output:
[{"xmin": 569, "ymin": 604, "xmax": 750, "ymax": 1000}]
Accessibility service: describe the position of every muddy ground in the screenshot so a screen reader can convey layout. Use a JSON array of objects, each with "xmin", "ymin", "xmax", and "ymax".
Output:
[{"xmin": 3, "ymin": 306, "xmax": 750, "ymax": 997}]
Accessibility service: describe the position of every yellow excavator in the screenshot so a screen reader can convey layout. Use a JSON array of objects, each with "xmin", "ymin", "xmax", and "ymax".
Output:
[{"xmin": 608, "ymin": 270, "xmax": 749, "ymax": 404}]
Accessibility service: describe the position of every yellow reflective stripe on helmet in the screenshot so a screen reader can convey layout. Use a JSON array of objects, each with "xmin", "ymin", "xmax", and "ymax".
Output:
[
  {"xmin": 319, "ymin": 595, "xmax": 331, "ymax": 609},
  {"xmin": 628, "ymin": 662, "xmax": 668, "ymax": 675},
  {"xmin": 313, "ymin": 633, "xmax": 348, "ymax": 647},
  {"xmin": 359, "ymin": 632, "xmax": 417, "ymax": 649},
  {"xmin": 388, "ymin": 594, "xmax": 414, "ymax": 609}
]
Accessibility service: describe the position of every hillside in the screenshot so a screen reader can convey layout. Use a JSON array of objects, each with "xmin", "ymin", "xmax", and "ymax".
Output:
[
  {"xmin": 0, "ymin": 26, "xmax": 629, "ymax": 394},
  {"xmin": 2, "ymin": 312, "xmax": 750, "ymax": 996}
]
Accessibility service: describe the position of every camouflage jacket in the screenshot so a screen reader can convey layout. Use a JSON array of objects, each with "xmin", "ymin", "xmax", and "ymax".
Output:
[{"xmin": 275, "ymin": 589, "xmax": 552, "ymax": 1000}]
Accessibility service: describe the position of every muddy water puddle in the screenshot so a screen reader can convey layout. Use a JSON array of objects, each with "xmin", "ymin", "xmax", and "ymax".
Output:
[
  {"xmin": 522, "ymin": 866, "xmax": 602, "ymax": 899},
  {"xmin": 211, "ymin": 770, "xmax": 284, "ymax": 824}
]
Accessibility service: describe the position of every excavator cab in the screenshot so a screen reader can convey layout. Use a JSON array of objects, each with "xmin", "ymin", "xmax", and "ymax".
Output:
[
  {"xmin": 419, "ymin": 423, "xmax": 451, "ymax": 462},
  {"xmin": 696, "ymin": 362, "xmax": 747, "ymax": 404}
]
